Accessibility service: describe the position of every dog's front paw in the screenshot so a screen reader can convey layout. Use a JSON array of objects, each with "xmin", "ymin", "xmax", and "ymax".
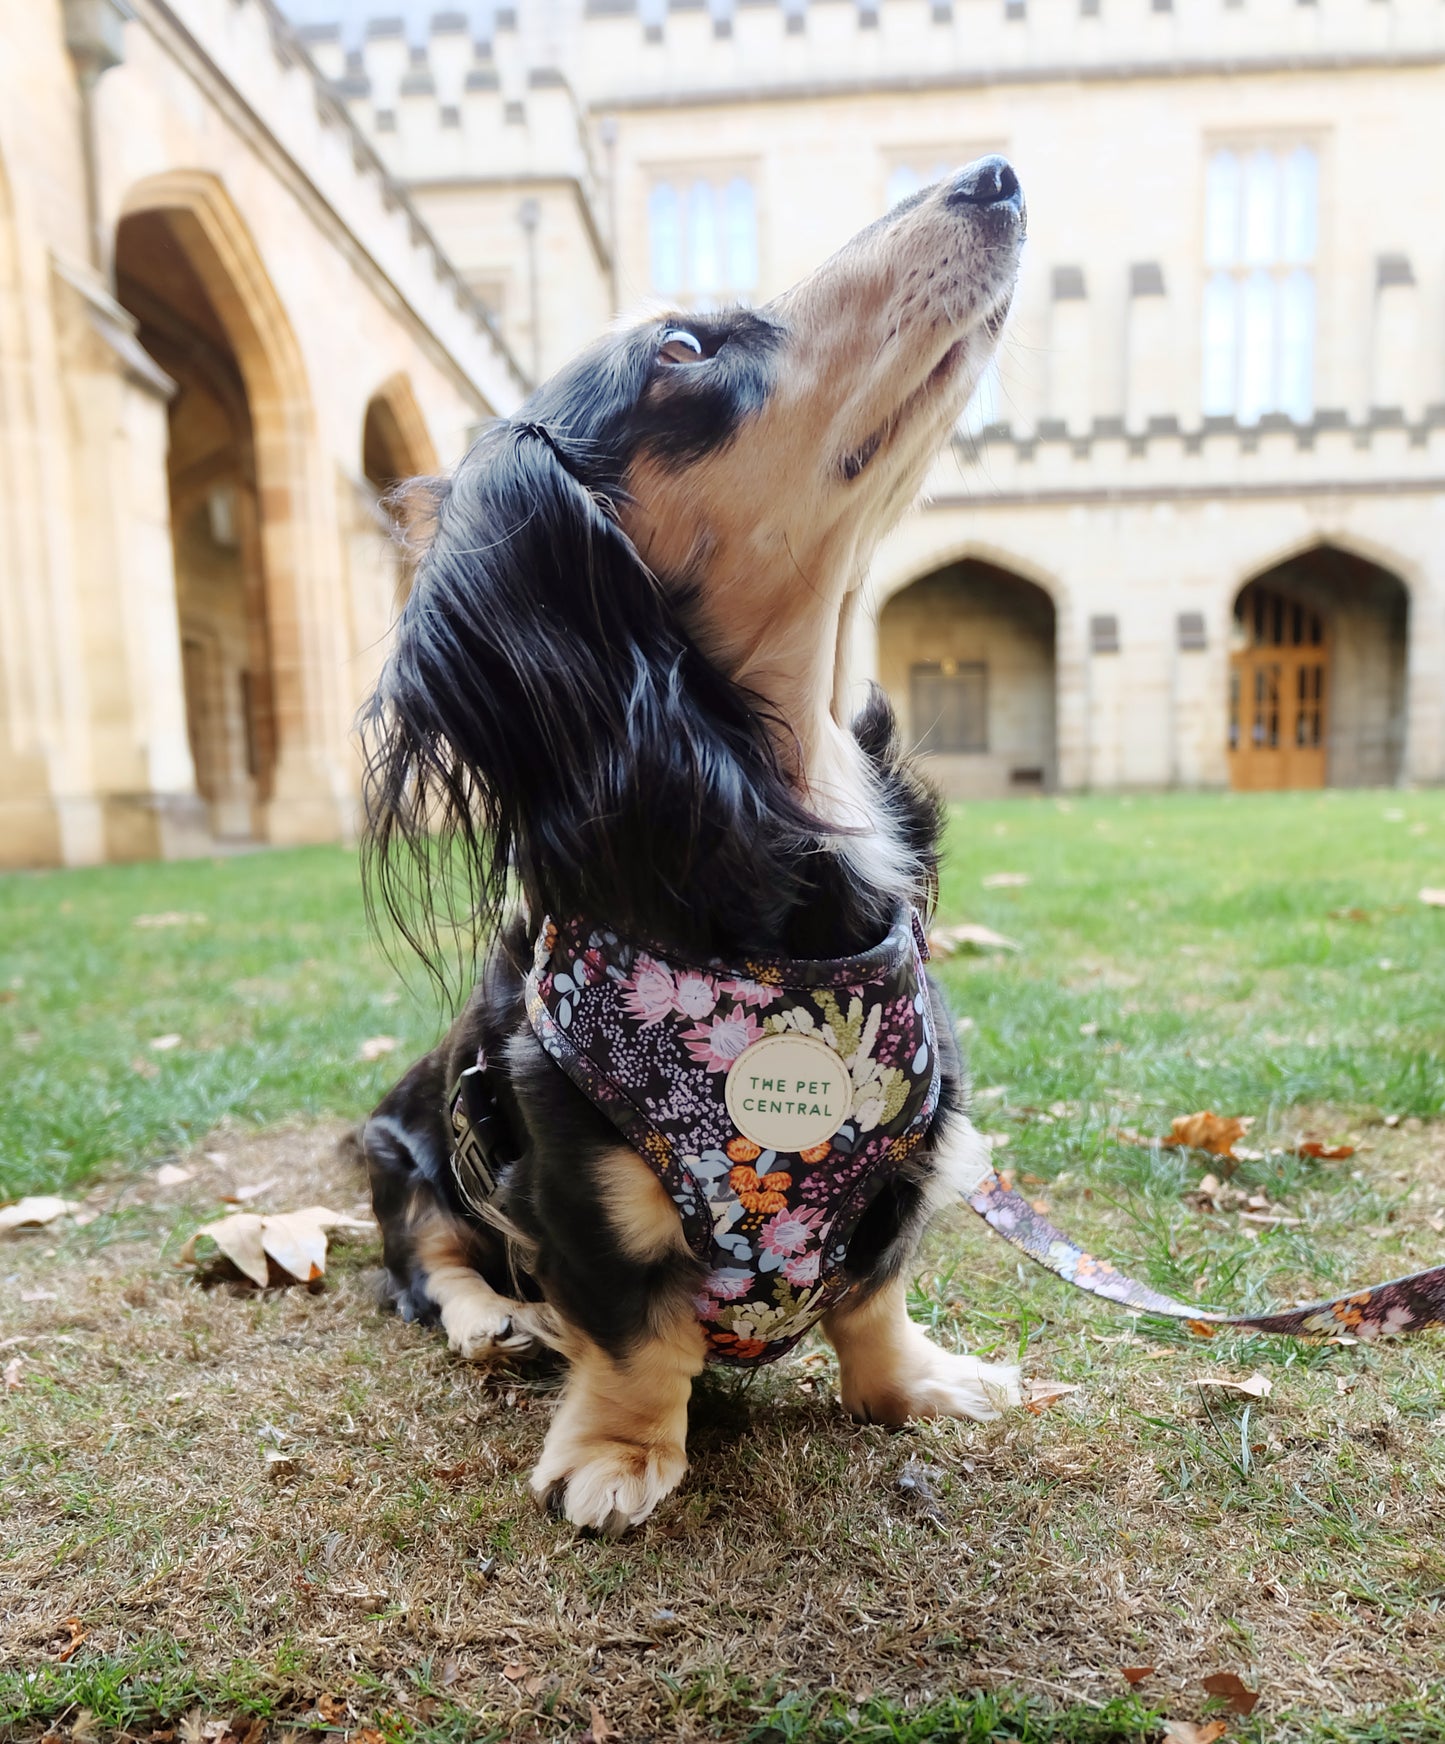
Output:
[
  {"xmin": 441, "ymin": 1295, "xmax": 534, "ymax": 1362},
  {"xmin": 844, "ymin": 1345, "xmax": 1021, "ymax": 1426},
  {"xmin": 529, "ymin": 1435, "xmax": 687, "ymax": 1535}
]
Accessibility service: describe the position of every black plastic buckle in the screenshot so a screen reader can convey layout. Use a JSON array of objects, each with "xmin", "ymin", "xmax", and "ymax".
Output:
[{"xmin": 449, "ymin": 1063, "xmax": 514, "ymax": 1216}]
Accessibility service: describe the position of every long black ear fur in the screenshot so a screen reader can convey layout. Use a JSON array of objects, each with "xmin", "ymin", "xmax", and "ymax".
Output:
[{"xmin": 360, "ymin": 425, "xmax": 825, "ymax": 987}]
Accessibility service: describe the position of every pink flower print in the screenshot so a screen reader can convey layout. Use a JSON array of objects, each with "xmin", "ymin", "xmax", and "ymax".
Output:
[
  {"xmin": 759, "ymin": 1204, "xmax": 825, "ymax": 1263},
  {"xmin": 781, "ymin": 1250, "xmax": 821, "ymax": 1287},
  {"xmin": 720, "ymin": 975, "xmax": 783, "ymax": 1010},
  {"xmin": 621, "ymin": 956, "xmax": 676, "ymax": 1027},
  {"xmin": 681, "ymin": 1010, "xmax": 762, "ymax": 1073},
  {"xmin": 702, "ymin": 1265, "xmax": 753, "ymax": 1302},
  {"xmin": 673, "ymin": 971, "xmax": 718, "ymax": 1020}
]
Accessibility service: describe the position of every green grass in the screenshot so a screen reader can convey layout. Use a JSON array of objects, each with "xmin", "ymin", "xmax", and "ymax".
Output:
[
  {"xmin": 3, "ymin": 790, "xmax": 1445, "ymax": 1743},
  {"xmin": 0, "ymin": 847, "xmax": 445, "ymax": 1199},
  {"xmin": 3, "ymin": 789, "xmax": 1440, "ymax": 1201}
]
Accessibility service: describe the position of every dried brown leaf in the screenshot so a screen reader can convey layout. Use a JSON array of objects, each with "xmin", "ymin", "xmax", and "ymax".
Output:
[
  {"xmin": 1196, "ymin": 1372, "xmax": 1272, "ymax": 1400},
  {"xmin": 981, "ymin": 871, "xmax": 1030, "ymax": 888},
  {"xmin": 0, "ymin": 1196, "xmax": 81, "ymax": 1234},
  {"xmin": 1418, "ymin": 888, "xmax": 1445, "ymax": 908},
  {"xmin": 927, "ymin": 921, "xmax": 1021, "ymax": 956},
  {"xmin": 358, "ymin": 1034, "xmax": 399, "ymax": 1061},
  {"xmin": 1296, "ymin": 1141, "xmax": 1355, "ymax": 1160},
  {"xmin": 1120, "ymin": 1666, "xmax": 1153, "ymax": 1686},
  {"xmin": 3, "ymin": 1357, "xmax": 23, "ymax": 1390},
  {"xmin": 1162, "ymin": 1111, "xmax": 1254, "ymax": 1158},
  {"xmin": 1026, "ymin": 1379, "xmax": 1080, "ymax": 1413},
  {"xmin": 584, "ymin": 1704, "xmax": 616, "ymax": 1742},
  {"xmin": 1202, "ymin": 1670, "xmax": 1262, "ymax": 1714},
  {"xmin": 180, "ymin": 1206, "xmax": 373, "ymax": 1287},
  {"xmin": 1162, "ymin": 1724, "xmax": 1227, "ymax": 1744}
]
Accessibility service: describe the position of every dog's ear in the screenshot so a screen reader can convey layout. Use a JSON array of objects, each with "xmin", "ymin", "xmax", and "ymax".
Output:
[{"xmin": 361, "ymin": 423, "xmax": 812, "ymax": 987}]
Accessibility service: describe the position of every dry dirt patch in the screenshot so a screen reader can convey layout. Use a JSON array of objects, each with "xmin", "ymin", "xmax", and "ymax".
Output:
[{"xmin": 3, "ymin": 1121, "xmax": 1445, "ymax": 1740}]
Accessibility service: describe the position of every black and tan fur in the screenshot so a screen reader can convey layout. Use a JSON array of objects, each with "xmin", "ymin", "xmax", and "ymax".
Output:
[{"xmin": 360, "ymin": 158, "xmax": 1028, "ymax": 1533}]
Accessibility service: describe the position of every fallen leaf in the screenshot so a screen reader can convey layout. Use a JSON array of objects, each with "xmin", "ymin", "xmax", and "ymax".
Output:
[
  {"xmin": 133, "ymin": 911, "xmax": 208, "ymax": 928},
  {"xmin": 982, "ymin": 1131, "xmax": 1010, "ymax": 1150},
  {"xmin": 154, "ymin": 1165, "xmax": 194, "ymax": 1187},
  {"xmin": 149, "ymin": 1034, "xmax": 182, "ymax": 1052},
  {"xmin": 927, "ymin": 921, "xmax": 1021, "ymax": 956},
  {"xmin": 1419, "ymin": 888, "xmax": 1445, "ymax": 908},
  {"xmin": 1026, "ymin": 1379, "xmax": 1080, "ymax": 1413},
  {"xmin": 1296, "ymin": 1140, "xmax": 1355, "ymax": 1160},
  {"xmin": 1335, "ymin": 1375, "xmax": 1358, "ymax": 1395},
  {"xmin": 51, "ymin": 1617, "xmax": 86, "ymax": 1663},
  {"xmin": 1120, "ymin": 1666, "xmax": 1154, "ymax": 1686},
  {"xmin": 180, "ymin": 1206, "xmax": 374, "ymax": 1287},
  {"xmin": 1202, "ymin": 1670, "xmax": 1261, "ymax": 1715},
  {"xmin": 222, "ymin": 1178, "xmax": 279, "ymax": 1205},
  {"xmin": 313, "ymin": 1694, "xmax": 347, "ymax": 1724},
  {"xmin": 358, "ymin": 1034, "xmax": 399, "ymax": 1061},
  {"xmin": 440, "ymin": 1660, "xmax": 460, "ymax": 1688},
  {"xmin": 0, "ymin": 1196, "xmax": 81, "ymax": 1234},
  {"xmin": 1163, "ymin": 1724, "xmax": 1227, "ymax": 1744},
  {"xmin": 1196, "ymin": 1373, "xmax": 1272, "ymax": 1400},
  {"xmin": 3, "ymin": 1357, "xmax": 22, "ymax": 1390},
  {"xmin": 502, "ymin": 1664, "xmax": 526, "ymax": 1681},
  {"xmin": 584, "ymin": 1704, "xmax": 616, "ymax": 1742},
  {"xmin": 1328, "ymin": 906, "xmax": 1371, "ymax": 922},
  {"xmin": 1162, "ymin": 1111, "xmax": 1254, "ymax": 1159},
  {"xmin": 20, "ymin": 1289, "xmax": 57, "ymax": 1303},
  {"xmin": 981, "ymin": 871, "xmax": 1030, "ymax": 888}
]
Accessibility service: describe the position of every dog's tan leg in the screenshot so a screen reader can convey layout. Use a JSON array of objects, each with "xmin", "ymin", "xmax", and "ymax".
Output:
[
  {"xmin": 530, "ymin": 1147, "xmax": 704, "ymax": 1533},
  {"xmin": 414, "ymin": 1218, "xmax": 536, "ymax": 1361},
  {"xmin": 823, "ymin": 1275, "xmax": 1021, "ymax": 1424}
]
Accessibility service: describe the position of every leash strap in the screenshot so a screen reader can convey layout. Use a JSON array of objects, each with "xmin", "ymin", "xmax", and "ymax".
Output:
[{"xmin": 962, "ymin": 1167, "xmax": 1445, "ymax": 1340}]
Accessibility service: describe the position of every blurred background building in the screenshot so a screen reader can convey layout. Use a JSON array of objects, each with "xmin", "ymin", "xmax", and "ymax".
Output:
[{"xmin": 2, "ymin": 0, "xmax": 1443, "ymax": 866}]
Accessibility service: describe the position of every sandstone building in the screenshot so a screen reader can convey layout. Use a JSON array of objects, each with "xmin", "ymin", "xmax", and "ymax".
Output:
[
  {"xmin": 0, "ymin": 0, "xmax": 523, "ymax": 867},
  {"xmin": 3, "ymin": 2, "xmax": 1442, "ymax": 867}
]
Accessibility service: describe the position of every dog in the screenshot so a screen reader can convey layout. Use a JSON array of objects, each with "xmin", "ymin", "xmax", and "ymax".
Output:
[{"xmin": 359, "ymin": 156, "xmax": 1028, "ymax": 1534}]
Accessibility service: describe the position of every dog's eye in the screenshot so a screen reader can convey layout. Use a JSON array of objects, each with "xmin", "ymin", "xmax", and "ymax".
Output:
[{"xmin": 657, "ymin": 327, "xmax": 705, "ymax": 365}]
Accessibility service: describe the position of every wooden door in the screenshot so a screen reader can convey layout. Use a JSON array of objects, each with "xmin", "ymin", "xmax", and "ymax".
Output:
[{"xmin": 1228, "ymin": 584, "xmax": 1328, "ymax": 790}]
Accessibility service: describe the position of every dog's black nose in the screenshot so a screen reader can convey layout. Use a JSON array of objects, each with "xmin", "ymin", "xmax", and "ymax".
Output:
[{"xmin": 948, "ymin": 155, "xmax": 1023, "ymax": 211}]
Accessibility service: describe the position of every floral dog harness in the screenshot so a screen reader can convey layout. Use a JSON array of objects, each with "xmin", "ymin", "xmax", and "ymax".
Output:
[{"xmin": 525, "ymin": 910, "xmax": 940, "ymax": 1365}]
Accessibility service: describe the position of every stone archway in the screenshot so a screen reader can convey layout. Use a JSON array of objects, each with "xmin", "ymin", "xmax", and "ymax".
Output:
[
  {"xmin": 878, "ymin": 558, "xmax": 1058, "ymax": 798},
  {"xmin": 1227, "ymin": 544, "xmax": 1409, "ymax": 790},
  {"xmin": 115, "ymin": 172, "xmax": 349, "ymax": 846}
]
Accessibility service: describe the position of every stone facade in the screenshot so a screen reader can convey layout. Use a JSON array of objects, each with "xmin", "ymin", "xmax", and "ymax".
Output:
[
  {"xmin": 288, "ymin": 0, "xmax": 1445, "ymax": 798},
  {"xmin": 4, "ymin": 2, "xmax": 1443, "ymax": 870},
  {"xmin": 0, "ymin": 0, "xmax": 523, "ymax": 867}
]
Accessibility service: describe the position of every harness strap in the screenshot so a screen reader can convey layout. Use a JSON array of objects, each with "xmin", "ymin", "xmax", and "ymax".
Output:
[
  {"xmin": 962, "ymin": 1167, "xmax": 1445, "ymax": 1341},
  {"xmin": 447, "ymin": 1056, "xmax": 516, "ymax": 1220}
]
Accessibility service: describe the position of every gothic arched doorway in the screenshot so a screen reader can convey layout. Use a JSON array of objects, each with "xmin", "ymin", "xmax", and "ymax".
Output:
[{"xmin": 1228, "ymin": 547, "xmax": 1408, "ymax": 790}]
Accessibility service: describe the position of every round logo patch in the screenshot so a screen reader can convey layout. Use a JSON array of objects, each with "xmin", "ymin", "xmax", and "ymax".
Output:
[{"xmin": 724, "ymin": 1033, "xmax": 854, "ymax": 1154}]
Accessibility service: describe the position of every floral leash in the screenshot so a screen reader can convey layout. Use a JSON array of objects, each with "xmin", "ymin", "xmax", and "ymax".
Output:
[{"xmin": 958, "ymin": 1161, "xmax": 1445, "ymax": 1340}]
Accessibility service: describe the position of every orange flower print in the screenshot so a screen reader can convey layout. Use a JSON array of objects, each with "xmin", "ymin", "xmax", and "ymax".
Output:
[
  {"xmin": 729, "ymin": 1164, "xmax": 792, "ymax": 1214},
  {"xmin": 708, "ymin": 1330, "xmax": 769, "ymax": 1361},
  {"xmin": 727, "ymin": 1137, "xmax": 762, "ymax": 1164},
  {"xmin": 798, "ymin": 1142, "xmax": 832, "ymax": 1164}
]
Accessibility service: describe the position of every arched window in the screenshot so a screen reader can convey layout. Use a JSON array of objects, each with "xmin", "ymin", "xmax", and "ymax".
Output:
[{"xmin": 647, "ymin": 171, "xmax": 759, "ymax": 305}]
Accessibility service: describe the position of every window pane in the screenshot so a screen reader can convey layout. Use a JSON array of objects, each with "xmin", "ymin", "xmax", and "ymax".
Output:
[
  {"xmin": 648, "ymin": 182, "xmax": 681, "ymax": 295},
  {"xmin": 1204, "ymin": 150, "xmax": 1240, "ymax": 267},
  {"xmin": 886, "ymin": 164, "xmax": 921, "ymax": 208},
  {"xmin": 687, "ymin": 180, "xmax": 720, "ymax": 295},
  {"xmin": 723, "ymin": 177, "xmax": 757, "ymax": 292},
  {"xmin": 1201, "ymin": 271, "xmax": 1238, "ymax": 415},
  {"xmin": 1241, "ymin": 149, "xmax": 1280, "ymax": 265},
  {"xmin": 1280, "ymin": 145, "xmax": 1317, "ymax": 264},
  {"xmin": 1238, "ymin": 268, "xmax": 1276, "ymax": 424},
  {"xmin": 1278, "ymin": 268, "xmax": 1315, "ymax": 422}
]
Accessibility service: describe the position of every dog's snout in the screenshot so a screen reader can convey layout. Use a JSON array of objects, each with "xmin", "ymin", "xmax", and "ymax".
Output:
[{"xmin": 947, "ymin": 155, "xmax": 1023, "ymax": 212}]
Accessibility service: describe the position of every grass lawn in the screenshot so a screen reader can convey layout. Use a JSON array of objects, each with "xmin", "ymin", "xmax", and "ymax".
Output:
[{"xmin": 3, "ymin": 790, "xmax": 1444, "ymax": 1743}]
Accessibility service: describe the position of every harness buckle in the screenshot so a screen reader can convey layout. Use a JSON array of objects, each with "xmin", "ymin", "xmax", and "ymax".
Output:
[{"xmin": 448, "ymin": 1061, "xmax": 517, "ymax": 1218}]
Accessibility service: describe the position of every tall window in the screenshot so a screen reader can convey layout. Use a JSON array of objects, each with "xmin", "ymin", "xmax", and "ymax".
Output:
[
  {"xmin": 1201, "ymin": 144, "xmax": 1317, "ymax": 423},
  {"xmin": 911, "ymin": 661, "xmax": 988, "ymax": 754},
  {"xmin": 886, "ymin": 159, "xmax": 955, "ymax": 208},
  {"xmin": 648, "ymin": 174, "xmax": 758, "ymax": 306}
]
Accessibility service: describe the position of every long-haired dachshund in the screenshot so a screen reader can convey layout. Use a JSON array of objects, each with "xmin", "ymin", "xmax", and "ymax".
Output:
[{"xmin": 360, "ymin": 157, "xmax": 1027, "ymax": 1534}]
